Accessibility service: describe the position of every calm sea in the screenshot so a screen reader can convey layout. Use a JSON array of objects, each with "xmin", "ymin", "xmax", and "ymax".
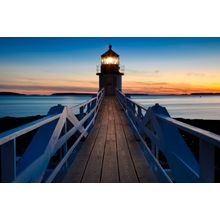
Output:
[
  {"xmin": 0, "ymin": 95, "xmax": 219, "ymax": 119},
  {"xmin": 0, "ymin": 95, "xmax": 93, "ymax": 117},
  {"xmin": 130, "ymin": 95, "xmax": 220, "ymax": 120}
]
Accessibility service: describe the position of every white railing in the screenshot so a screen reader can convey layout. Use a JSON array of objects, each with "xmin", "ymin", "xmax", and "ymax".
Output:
[
  {"xmin": 116, "ymin": 89, "xmax": 220, "ymax": 183},
  {"xmin": 0, "ymin": 89, "xmax": 105, "ymax": 183}
]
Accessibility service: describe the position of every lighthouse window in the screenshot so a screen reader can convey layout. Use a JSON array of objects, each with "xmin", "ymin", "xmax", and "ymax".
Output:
[
  {"xmin": 106, "ymin": 57, "xmax": 114, "ymax": 64},
  {"xmin": 102, "ymin": 57, "xmax": 119, "ymax": 64}
]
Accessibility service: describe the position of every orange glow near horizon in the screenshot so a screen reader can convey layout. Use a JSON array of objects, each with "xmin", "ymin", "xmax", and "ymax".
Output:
[
  {"xmin": 0, "ymin": 67, "xmax": 220, "ymax": 95},
  {"xmin": 1, "ymin": 75, "xmax": 220, "ymax": 95},
  {"xmin": 123, "ymin": 82, "xmax": 220, "ymax": 94},
  {"xmin": 121, "ymin": 70, "xmax": 220, "ymax": 94}
]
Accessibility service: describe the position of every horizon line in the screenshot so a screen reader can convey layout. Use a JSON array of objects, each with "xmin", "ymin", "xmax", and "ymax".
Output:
[{"xmin": 1, "ymin": 90, "xmax": 220, "ymax": 96}]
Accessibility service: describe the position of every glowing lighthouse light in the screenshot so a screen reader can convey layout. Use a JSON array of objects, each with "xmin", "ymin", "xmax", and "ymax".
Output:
[
  {"xmin": 106, "ymin": 57, "xmax": 114, "ymax": 64},
  {"xmin": 102, "ymin": 56, "xmax": 118, "ymax": 64}
]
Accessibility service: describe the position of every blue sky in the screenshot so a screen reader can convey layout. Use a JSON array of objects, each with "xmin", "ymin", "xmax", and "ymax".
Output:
[{"xmin": 0, "ymin": 37, "xmax": 220, "ymax": 94}]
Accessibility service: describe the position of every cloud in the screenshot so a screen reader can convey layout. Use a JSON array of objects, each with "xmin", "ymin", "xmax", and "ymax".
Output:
[
  {"xmin": 0, "ymin": 77, "xmax": 98, "ymax": 91},
  {"xmin": 122, "ymin": 81, "xmax": 220, "ymax": 94},
  {"xmin": 131, "ymin": 81, "xmax": 169, "ymax": 86},
  {"xmin": 126, "ymin": 68, "xmax": 160, "ymax": 74},
  {"xmin": 0, "ymin": 84, "xmax": 98, "ymax": 94},
  {"xmin": 186, "ymin": 72, "xmax": 205, "ymax": 77}
]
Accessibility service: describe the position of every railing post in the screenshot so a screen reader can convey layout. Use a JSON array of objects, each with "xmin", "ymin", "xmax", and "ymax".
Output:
[
  {"xmin": 199, "ymin": 140, "xmax": 215, "ymax": 182},
  {"xmin": 155, "ymin": 145, "xmax": 159, "ymax": 160},
  {"xmin": 121, "ymin": 93, "xmax": 126, "ymax": 109},
  {"xmin": 63, "ymin": 121, "xmax": 68, "ymax": 169},
  {"xmin": 137, "ymin": 106, "xmax": 142, "ymax": 120},
  {"xmin": 91, "ymin": 98, "xmax": 97, "ymax": 123},
  {"xmin": 87, "ymin": 103, "xmax": 91, "ymax": 114},
  {"xmin": 131, "ymin": 102, "xmax": 133, "ymax": 110},
  {"xmin": 79, "ymin": 106, "xmax": 84, "ymax": 120},
  {"xmin": 126, "ymin": 99, "xmax": 131, "ymax": 116},
  {"xmin": 85, "ymin": 101, "xmax": 94, "ymax": 132},
  {"xmin": 152, "ymin": 143, "xmax": 158, "ymax": 159},
  {"xmin": 0, "ymin": 139, "xmax": 16, "ymax": 182}
]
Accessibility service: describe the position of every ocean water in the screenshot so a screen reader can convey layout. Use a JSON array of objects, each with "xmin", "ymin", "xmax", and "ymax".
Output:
[
  {"xmin": 130, "ymin": 95, "xmax": 220, "ymax": 120},
  {"xmin": 0, "ymin": 95, "xmax": 93, "ymax": 117},
  {"xmin": 0, "ymin": 95, "xmax": 219, "ymax": 119}
]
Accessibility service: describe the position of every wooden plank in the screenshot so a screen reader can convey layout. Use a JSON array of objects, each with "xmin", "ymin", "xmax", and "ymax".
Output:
[
  {"xmin": 62, "ymin": 100, "xmax": 106, "ymax": 183},
  {"xmin": 122, "ymin": 118, "xmax": 158, "ymax": 182},
  {"xmin": 63, "ymin": 96, "xmax": 157, "ymax": 183},
  {"xmin": 113, "ymin": 99, "xmax": 139, "ymax": 183},
  {"xmin": 116, "ymin": 99, "xmax": 158, "ymax": 183},
  {"xmin": 80, "ymin": 99, "xmax": 109, "ymax": 183},
  {"xmin": 81, "ymin": 125, "xmax": 107, "ymax": 182},
  {"xmin": 106, "ymin": 98, "xmax": 116, "ymax": 141},
  {"xmin": 101, "ymin": 140, "xmax": 119, "ymax": 183},
  {"xmin": 61, "ymin": 127, "xmax": 100, "ymax": 182},
  {"xmin": 101, "ymin": 98, "xmax": 119, "ymax": 182}
]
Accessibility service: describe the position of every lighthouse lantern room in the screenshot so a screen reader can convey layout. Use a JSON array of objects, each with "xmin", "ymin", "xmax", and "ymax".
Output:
[{"xmin": 96, "ymin": 45, "xmax": 124, "ymax": 96}]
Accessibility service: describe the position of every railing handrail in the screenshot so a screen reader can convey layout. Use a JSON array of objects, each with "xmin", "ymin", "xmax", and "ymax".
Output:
[
  {"xmin": 117, "ymin": 89, "xmax": 220, "ymax": 147},
  {"xmin": 156, "ymin": 114, "xmax": 220, "ymax": 146},
  {"xmin": 70, "ymin": 89, "xmax": 103, "ymax": 109},
  {"xmin": 116, "ymin": 88, "xmax": 220, "ymax": 183},
  {"xmin": 0, "ymin": 113, "xmax": 61, "ymax": 146},
  {"xmin": 0, "ymin": 89, "xmax": 104, "ymax": 146},
  {"xmin": 0, "ymin": 88, "xmax": 105, "ymax": 183},
  {"xmin": 69, "ymin": 96, "xmax": 97, "ymax": 109}
]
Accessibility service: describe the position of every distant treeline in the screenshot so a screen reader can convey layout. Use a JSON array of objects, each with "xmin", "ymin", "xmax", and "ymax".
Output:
[
  {"xmin": 0, "ymin": 92, "xmax": 96, "ymax": 96},
  {"xmin": 127, "ymin": 93, "xmax": 220, "ymax": 96},
  {"xmin": 0, "ymin": 92, "xmax": 26, "ymax": 96},
  {"xmin": 190, "ymin": 93, "xmax": 220, "ymax": 95},
  {"xmin": 1, "ymin": 92, "xmax": 220, "ymax": 96},
  {"xmin": 51, "ymin": 93, "xmax": 96, "ymax": 96}
]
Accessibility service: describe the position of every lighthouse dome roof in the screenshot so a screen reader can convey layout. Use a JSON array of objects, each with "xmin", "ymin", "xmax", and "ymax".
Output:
[{"xmin": 101, "ymin": 45, "xmax": 119, "ymax": 58}]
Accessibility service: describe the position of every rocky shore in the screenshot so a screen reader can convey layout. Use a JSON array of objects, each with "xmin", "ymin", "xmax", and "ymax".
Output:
[{"xmin": 0, "ymin": 115, "xmax": 44, "ymax": 134}]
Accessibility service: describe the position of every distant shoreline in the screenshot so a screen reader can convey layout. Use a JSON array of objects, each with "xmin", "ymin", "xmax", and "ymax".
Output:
[
  {"xmin": 0, "ymin": 92, "xmax": 97, "ymax": 96},
  {"xmin": 1, "ymin": 92, "xmax": 220, "ymax": 96},
  {"xmin": 127, "ymin": 93, "xmax": 220, "ymax": 96}
]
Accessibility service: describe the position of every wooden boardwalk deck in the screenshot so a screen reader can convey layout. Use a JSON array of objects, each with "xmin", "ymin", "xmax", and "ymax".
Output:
[{"xmin": 62, "ymin": 96, "xmax": 157, "ymax": 183}]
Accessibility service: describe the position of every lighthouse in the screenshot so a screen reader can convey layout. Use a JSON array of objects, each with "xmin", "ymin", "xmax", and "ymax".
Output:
[{"xmin": 96, "ymin": 45, "xmax": 124, "ymax": 96}]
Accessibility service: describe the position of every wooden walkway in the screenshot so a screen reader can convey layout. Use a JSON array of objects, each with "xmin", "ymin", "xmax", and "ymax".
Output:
[{"xmin": 62, "ymin": 96, "xmax": 157, "ymax": 183}]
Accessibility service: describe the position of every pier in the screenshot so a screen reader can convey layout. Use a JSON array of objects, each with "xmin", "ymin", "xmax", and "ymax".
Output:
[
  {"xmin": 0, "ymin": 89, "xmax": 220, "ymax": 183},
  {"xmin": 63, "ymin": 96, "xmax": 157, "ymax": 183}
]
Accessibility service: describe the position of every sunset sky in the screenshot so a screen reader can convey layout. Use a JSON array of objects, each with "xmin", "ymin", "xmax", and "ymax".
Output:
[{"xmin": 0, "ymin": 37, "xmax": 220, "ymax": 94}]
